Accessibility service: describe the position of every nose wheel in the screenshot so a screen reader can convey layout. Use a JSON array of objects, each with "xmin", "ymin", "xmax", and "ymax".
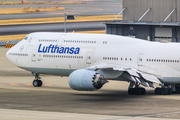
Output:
[
  {"xmin": 32, "ymin": 73, "xmax": 43, "ymax": 87},
  {"xmin": 33, "ymin": 80, "xmax": 43, "ymax": 87}
]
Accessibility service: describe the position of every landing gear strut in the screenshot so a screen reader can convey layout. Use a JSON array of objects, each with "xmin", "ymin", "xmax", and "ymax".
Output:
[
  {"xmin": 32, "ymin": 73, "xmax": 43, "ymax": 87},
  {"xmin": 128, "ymin": 82, "xmax": 146, "ymax": 95}
]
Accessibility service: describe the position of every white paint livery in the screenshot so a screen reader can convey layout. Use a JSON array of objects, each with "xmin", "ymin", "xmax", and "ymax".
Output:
[{"xmin": 6, "ymin": 32, "xmax": 180, "ymax": 95}]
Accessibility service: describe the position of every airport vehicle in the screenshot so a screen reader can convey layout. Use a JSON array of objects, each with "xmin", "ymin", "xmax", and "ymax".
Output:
[{"xmin": 6, "ymin": 32, "xmax": 180, "ymax": 95}]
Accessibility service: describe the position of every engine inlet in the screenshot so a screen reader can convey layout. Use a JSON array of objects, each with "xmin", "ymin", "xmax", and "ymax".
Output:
[{"xmin": 92, "ymin": 74, "xmax": 108, "ymax": 89}]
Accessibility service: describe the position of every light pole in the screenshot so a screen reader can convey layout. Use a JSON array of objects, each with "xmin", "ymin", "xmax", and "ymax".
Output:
[{"xmin": 64, "ymin": 13, "xmax": 75, "ymax": 33}]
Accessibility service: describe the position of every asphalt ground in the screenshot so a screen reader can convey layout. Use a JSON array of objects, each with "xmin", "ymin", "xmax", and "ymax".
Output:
[
  {"xmin": 1, "ymin": 48, "xmax": 180, "ymax": 120},
  {"xmin": 0, "ymin": 0, "xmax": 122, "ymax": 37},
  {"xmin": 0, "ymin": 0, "xmax": 122, "ymax": 19},
  {"xmin": 0, "ymin": 21, "xmax": 105, "ymax": 35}
]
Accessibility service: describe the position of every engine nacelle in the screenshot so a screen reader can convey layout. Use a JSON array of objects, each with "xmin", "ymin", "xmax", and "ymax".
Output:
[{"xmin": 68, "ymin": 69, "xmax": 108, "ymax": 91}]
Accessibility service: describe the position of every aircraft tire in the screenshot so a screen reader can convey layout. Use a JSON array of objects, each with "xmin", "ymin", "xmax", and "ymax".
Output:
[
  {"xmin": 140, "ymin": 88, "xmax": 146, "ymax": 95},
  {"xmin": 175, "ymin": 85, "xmax": 180, "ymax": 94},
  {"xmin": 128, "ymin": 88, "xmax": 146, "ymax": 95},
  {"xmin": 155, "ymin": 87, "xmax": 161, "ymax": 95},
  {"xmin": 128, "ymin": 88, "xmax": 134, "ymax": 95},
  {"xmin": 168, "ymin": 88, "xmax": 172, "ymax": 95},
  {"xmin": 134, "ymin": 88, "xmax": 142, "ymax": 95},
  {"xmin": 161, "ymin": 88, "xmax": 168, "ymax": 95},
  {"xmin": 33, "ymin": 80, "xmax": 43, "ymax": 87}
]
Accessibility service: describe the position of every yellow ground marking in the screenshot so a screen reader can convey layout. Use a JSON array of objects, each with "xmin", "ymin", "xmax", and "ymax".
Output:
[
  {"xmin": 0, "ymin": 30, "xmax": 105, "ymax": 41},
  {"xmin": 0, "ymin": 7, "xmax": 65, "ymax": 15},
  {"xmin": 50, "ymin": 12, "xmax": 76, "ymax": 15},
  {"xmin": 74, "ymin": 30, "xmax": 105, "ymax": 34},
  {"xmin": 0, "ymin": 34, "xmax": 27, "ymax": 41},
  {"xmin": 5, "ymin": 44, "xmax": 15, "ymax": 48},
  {"xmin": 0, "ymin": 1, "xmax": 86, "ymax": 5},
  {"xmin": 0, "ymin": 15, "xmax": 122, "ymax": 26}
]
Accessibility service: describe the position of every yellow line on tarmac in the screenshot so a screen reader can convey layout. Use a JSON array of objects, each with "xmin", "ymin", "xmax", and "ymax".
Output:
[
  {"xmin": 0, "ymin": 15, "xmax": 122, "ymax": 25},
  {"xmin": 0, "ymin": 30, "xmax": 105, "ymax": 41},
  {"xmin": 0, "ymin": 7, "xmax": 65, "ymax": 15},
  {"xmin": 74, "ymin": 30, "xmax": 105, "ymax": 34},
  {"xmin": 0, "ymin": 34, "xmax": 27, "ymax": 41}
]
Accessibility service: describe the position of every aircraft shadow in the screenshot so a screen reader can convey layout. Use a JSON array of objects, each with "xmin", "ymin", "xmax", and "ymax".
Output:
[{"xmin": 71, "ymin": 90, "xmax": 156, "ymax": 102}]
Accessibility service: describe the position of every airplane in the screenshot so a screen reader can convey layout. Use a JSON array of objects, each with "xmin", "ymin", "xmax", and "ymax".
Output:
[{"xmin": 6, "ymin": 32, "xmax": 180, "ymax": 95}]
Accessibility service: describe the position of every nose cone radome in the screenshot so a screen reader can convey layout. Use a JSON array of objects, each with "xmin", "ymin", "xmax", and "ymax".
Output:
[
  {"xmin": 6, "ymin": 47, "xmax": 16, "ymax": 65},
  {"xmin": 6, "ymin": 48, "xmax": 11, "ymax": 61}
]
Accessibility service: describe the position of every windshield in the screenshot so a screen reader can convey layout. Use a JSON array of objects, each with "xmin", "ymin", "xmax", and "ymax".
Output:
[{"xmin": 24, "ymin": 36, "xmax": 28, "ymax": 40}]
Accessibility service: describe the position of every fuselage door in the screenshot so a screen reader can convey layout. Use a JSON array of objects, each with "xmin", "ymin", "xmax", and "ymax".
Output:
[
  {"xmin": 58, "ymin": 34, "xmax": 66, "ymax": 46},
  {"xmin": 137, "ymin": 53, "xmax": 143, "ymax": 66},
  {"xmin": 86, "ymin": 51, "xmax": 92, "ymax": 64},
  {"xmin": 137, "ymin": 53, "xmax": 147, "ymax": 72},
  {"xmin": 31, "ymin": 49, "xmax": 36, "ymax": 62}
]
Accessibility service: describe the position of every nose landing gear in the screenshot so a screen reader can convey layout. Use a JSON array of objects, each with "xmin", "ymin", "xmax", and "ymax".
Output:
[{"xmin": 32, "ymin": 73, "xmax": 43, "ymax": 87}]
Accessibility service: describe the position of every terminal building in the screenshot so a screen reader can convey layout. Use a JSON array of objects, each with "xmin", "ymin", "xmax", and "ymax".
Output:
[{"xmin": 105, "ymin": 0, "xmax": 180, "ymax": 42}]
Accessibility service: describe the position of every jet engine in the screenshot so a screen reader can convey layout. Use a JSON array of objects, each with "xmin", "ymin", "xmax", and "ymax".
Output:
[{"xmin": 68, "ymin": 69, "xmax": 108, "ymax": 91}]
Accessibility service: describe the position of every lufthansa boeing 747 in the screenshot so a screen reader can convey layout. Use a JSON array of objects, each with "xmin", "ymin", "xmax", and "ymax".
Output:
[{"xmin": 6, "ymin": 32, "xmax": 180, "ymax": 95}]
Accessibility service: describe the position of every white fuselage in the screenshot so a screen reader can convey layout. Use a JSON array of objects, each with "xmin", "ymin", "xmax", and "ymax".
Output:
[{"xmin": 6, "ymin": 32, "xmax": 180, "ymax": 84}]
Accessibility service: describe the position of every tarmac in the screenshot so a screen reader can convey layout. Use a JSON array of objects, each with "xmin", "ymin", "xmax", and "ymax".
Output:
[
  {"xmin": 0, "ymin": 0, "xmax": 122, "ymax": 19},
  {"xmin": 1, "ymin": 47, "xmax": 180, "ymax": 120}
]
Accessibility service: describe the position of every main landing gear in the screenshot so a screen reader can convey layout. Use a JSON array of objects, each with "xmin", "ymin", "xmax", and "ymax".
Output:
[
  {"xmin": 128, "ymin": 88, "xmax": 146, "ymax": 95},
  {"xmin": 128, "ymin": 82, "xmax": 146, "ymax": 95},
  {"xmin": 155, "ymin": 87, "xmax": 172, "ymax": 95},
  {"xmin": 32, "ymin": 73, "xmax": 43, "ymax": 87},
  {"xmin": 155, "ymin": 84, "xmax": 180, "ymax": 95},
  {"xmin": 175, "ymin": 84, "xmax": 180, "ymax": 94}
]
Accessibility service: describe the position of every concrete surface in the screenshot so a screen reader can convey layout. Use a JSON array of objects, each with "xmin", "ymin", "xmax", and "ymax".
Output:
[
  {"xmin": 1, "ymin": 47, "xmax": 180, "ymax": 120},
  {"xmin": 0, "ymin": 21, "xmax": 105, "ymax": 35},
  {"xmin": 0, "ymin": 0, "xmax": 122, "ymax": 20},
  {"xmin": 0, "ymin": 0, "xmax": 121, "ymax": 36}
]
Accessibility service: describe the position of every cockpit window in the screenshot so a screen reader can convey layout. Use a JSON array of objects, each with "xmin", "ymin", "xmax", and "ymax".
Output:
[{"xmin": 24, "ymin": 37, "xmax": 28, "ymax": 40}]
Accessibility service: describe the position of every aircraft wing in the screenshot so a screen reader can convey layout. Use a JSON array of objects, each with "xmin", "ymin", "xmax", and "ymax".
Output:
[{"xmin": 89, "ymin": 63, "xmax": 162, "ymax": 88}]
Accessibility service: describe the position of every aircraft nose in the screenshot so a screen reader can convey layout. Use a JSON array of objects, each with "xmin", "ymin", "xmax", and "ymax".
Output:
[
  {"xmin": 6, "ymin": 47, "xmax": 16, "ymax": 65},
  {"xmin": 6, "ymin": 49, "xmax": 10, "ymax": 60},
  {"xmin": 6, "ymin": 48, "xmax": 12, "ymax": 62}
]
